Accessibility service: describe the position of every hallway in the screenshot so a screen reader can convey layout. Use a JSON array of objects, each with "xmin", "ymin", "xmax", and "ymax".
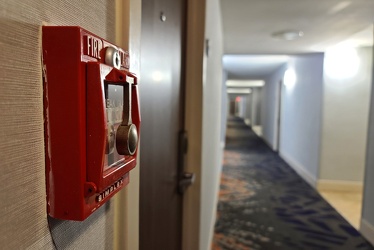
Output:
[{"xmin": 212, "ymin": 117, "xmax": 373, "ymax": 250}]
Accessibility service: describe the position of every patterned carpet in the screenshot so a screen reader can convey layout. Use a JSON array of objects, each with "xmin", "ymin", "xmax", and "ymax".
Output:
[{"xmin": 212, "ymin": 117, "xmax": 373, "ymax": 250}]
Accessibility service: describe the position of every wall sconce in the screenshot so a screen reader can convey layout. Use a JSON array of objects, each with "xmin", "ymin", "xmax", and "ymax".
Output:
[
  {"xmin": 324, "ymin": 45, "xmax": 359, "ymax": 79},
  {"xmin": 284, "ymin": 68, "xmax": 297, "ymax": 87}
]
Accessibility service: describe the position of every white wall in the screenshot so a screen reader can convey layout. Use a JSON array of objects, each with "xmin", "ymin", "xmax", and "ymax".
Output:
[
  {"xmin": 251, "ymin": 88, "xmax": 263, "ymax": 126},
  {"xmin": 262, "ymin": 65, "xmax": 287, "ymax": 150},
  {"xmin": 361, "ymin": 56, "xmax": 374, "ymax": 243},
  {"xmin": 319, "ymin": 47, "xmax": 372, "ymax": 182},
  {"xmin": 221, "ymin": 71, "xmax": 228, "ymax": 145},
  {"xmin": 200, "ymin": 0, "xmax": 224, "ymax": 249},
  {"xmin": 245, "ymin": 93, "xmax": 253, "ymax": 124},
  {"xmin": 279, "ymin": 54, "xmax": 324, "ymax": 187},
  {"xmin": 238, "ymin": 96, "xmax": 247, "ymax": 118}
]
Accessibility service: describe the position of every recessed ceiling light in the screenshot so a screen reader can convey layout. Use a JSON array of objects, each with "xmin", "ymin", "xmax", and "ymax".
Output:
[
  {"xmin": 328, "ymin": 1, "xmax": 351, "ymax": 15},
  {"xmin": 226, "ymin": 80, "xmax": 265, "ymax": 87},
  {"xmin": 227, "ymin": 88, "xmax": 252, "ymax": 94},
  {"xmin": 272, "ymin": 30, "xmax": 304, "ymax": 41}
]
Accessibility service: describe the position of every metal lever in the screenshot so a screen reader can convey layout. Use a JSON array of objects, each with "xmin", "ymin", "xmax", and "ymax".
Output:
[
  {"xmin": 105, "ymin": 46, "xmax": 138, "ymax": 156},
  {"xmin": 178, "ymin": 172, "xmax": 195, "ymax": 194},
  {"xmin": 116, "ymin": 80, "xmax": 138, "ymax": 156},
  {"xmin": 178, "ymin": 131, "xmax": 195, "ymax": 194}
]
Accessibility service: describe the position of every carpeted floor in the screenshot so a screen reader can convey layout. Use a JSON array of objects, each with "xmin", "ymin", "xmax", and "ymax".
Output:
[{"xmin": 212, "ymin": 117, "xmax": 373, "ymax": 250}]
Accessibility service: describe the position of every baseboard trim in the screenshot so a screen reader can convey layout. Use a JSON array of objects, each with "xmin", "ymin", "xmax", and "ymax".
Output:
[
  {"xmin": 279, "ymin": 151, "xmax": 317, "ymax": 188},
  {"xmin": 360, "ymin": 218, "xmax": 374, "ymax": 246},
  {"xmin": 317, "ymin": 179, "xmax": 363, "ymax": 193},
  {"xmin": 252, "ymin": 126, "xmax": 262, "ymax": 137},
  {"xmin": 262, "ymin": 137, "xmax": 276, "ymax": 151}
]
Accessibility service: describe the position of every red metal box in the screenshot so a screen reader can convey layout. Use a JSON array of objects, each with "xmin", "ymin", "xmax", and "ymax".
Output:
[{"xmin": 42, "ymin": 26, "xmax": 140, "ymax": 220}]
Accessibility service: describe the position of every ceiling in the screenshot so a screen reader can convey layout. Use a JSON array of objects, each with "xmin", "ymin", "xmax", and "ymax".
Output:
[
  {"xmin": 220, "ymin": 0, "xmax": 374, "ymax": 54},
  {"xmin": 223, "ymin": 55, "xmax": 289, "ymax": 79},
  {"xmin": 221, "ymin": 0, "xmax": 374, "ymax": 81}
]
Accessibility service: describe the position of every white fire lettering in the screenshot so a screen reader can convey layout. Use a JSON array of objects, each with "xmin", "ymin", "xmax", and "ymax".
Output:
[{"xmin": 86, "ymin": 35, "xmax": 102, "ymax": 59}]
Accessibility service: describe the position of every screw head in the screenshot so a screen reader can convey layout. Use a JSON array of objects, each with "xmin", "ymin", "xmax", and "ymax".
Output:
[{"xmin": 160, "ymin": 12, "xmax": 166, "ymax": 22}]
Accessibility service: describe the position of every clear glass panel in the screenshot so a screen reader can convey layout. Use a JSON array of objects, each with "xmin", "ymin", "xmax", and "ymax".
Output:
[{"xmin": 104, "ymin": 84, "xmax": 124, "ymax": 171}]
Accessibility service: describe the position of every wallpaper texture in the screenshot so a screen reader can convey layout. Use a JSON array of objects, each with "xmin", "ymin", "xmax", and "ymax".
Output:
[{"xmin": 0, "ymin": 0, "xmax": 116, "ymax": 249}]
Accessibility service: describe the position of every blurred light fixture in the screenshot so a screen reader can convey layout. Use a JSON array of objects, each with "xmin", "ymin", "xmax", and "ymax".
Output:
[
  {"xmin": 151, "ymin": 71, "xmax": 163, "ymax": 82},
  {"xmin": 227, "ymin": 88, "xmax": 252, "ymax": 94},
  {"xmin": 284, "ymin": 68, "xmax": 297, "ymax": 87},
  {"xmin": 272, "ymin": 30, "xmax": 304, "ymax": 41},
  {"xmin": 226, "ymin": 80, "xmax": 265, "ymax": 87},
  {"xmin": 328, "ymin": 1, "xmax": 351, "ymax": 15},
  {"xmin": 324, "ymin": 45, "xmax": 359, "ymax": 79}
]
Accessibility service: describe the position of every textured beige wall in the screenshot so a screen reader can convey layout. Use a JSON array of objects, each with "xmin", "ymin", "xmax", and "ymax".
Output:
[{"xmin": 0, "ymin": 1, "xmax": 116, "ymax": 249}]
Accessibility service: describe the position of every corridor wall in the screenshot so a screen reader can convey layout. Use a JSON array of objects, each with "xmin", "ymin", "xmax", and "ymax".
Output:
[
  {"xmin": 361, "ymin": 68, "xmax": 374, "ymax": 244},
  {"xmin": 262, "ymin": 65, "xmax": 287, "ymax": 150},
  {"xmin": 251, "ymin": 87, "xmax": 263, "ymax": 126},
  {"xmin": 221, "ymin": 70, "xmax": 228, "ymax": 146},
  {"xmin": 245, "ymin": 93, "xmax": 253, "ymax": 125},
  {"xmin": 279, "ymin": 54, "xmax": 324, "ymax": 187},
  {"xmin": 200, "ymin": 0, "xmax": 225, "ymax": 249},
  {"xmin": 238, "ymin": 96, "xmax": 247, "ymax": 118},
  {"xmin": 320, "ymin": 46, "xmax": 372, "ymax": 184},
  {"xmin": 361, "ymin": 42, "xmax": 374, "ymax": 247},
  {"xmin": 262, "ymin": 54, "xmax": 324, "ymax": 187}
]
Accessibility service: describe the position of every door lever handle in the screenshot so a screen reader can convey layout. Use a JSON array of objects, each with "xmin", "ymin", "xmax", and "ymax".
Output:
[
  {"xmin": 178, "ymin": 172, "xmax": 195, "ymax": 194},
  {"xmin": 177, "ymin": 131, "xmax": 194, "ymax": 194}
]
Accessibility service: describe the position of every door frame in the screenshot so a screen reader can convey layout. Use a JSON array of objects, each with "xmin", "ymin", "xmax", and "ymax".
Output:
[
  {"xmin": 182, "ymin": 0, "xmax": 206, "ymax": 249},
  {"xmin": 114, "ymin": 0, "xmax": 206, "ymax": 249},
  {"xmin": 113, "ymin": 1, "xmax": 141, "ymax": 250},
  {"xmin": 276, "ymin": 79, "xmax": 283, "ymax": 152}
]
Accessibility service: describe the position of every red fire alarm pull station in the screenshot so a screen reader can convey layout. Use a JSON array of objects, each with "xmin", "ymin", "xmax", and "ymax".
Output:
[{"xmin": 42, "ymin": 26, "xmax": 140, "ymax": 221}]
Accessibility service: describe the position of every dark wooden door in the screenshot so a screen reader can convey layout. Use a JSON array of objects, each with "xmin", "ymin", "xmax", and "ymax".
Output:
[{"xmin": 139, "ymin": 0, "xmax": 185, "ymax": 249}]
